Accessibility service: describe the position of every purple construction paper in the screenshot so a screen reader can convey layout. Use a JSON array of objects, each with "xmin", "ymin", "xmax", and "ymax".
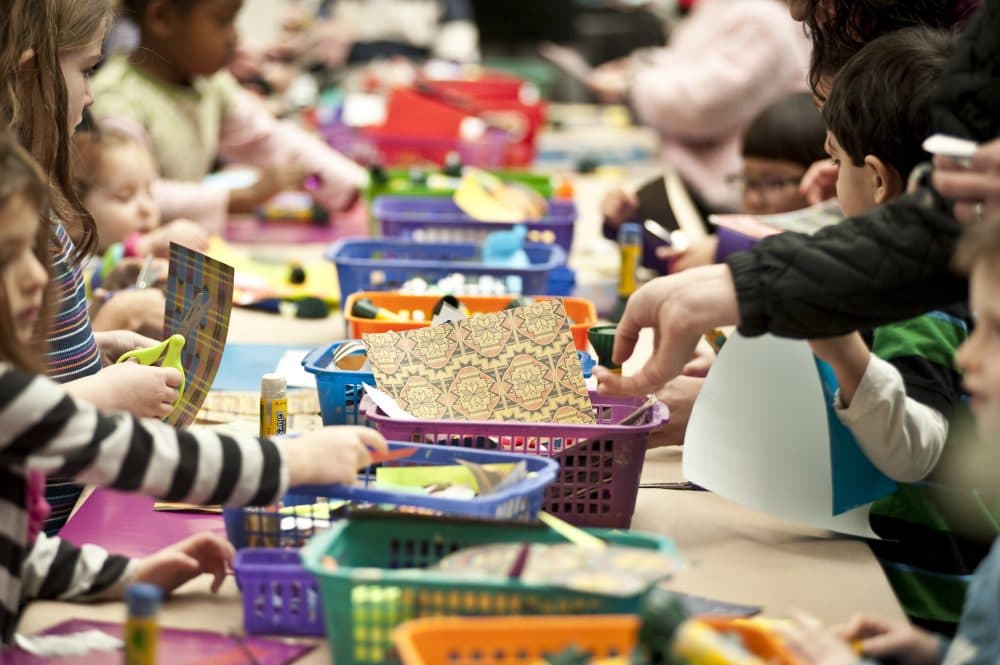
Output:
[
  {"xmin": 58, "ymin": 488, "xmax": 226, "ymax": 558},
  {"xmin": 5, "ymin": 619, "xmax": 313, "ymax": 665}
]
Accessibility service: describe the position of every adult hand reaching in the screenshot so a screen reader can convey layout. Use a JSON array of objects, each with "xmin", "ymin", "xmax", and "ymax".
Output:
[
  {"xmin": 594, "ymin": 263, "xmax": 740, "ymax": 396},
  {"xmin": 932, "ymin": 137, "xmax": 1000, "ymax": 224}
]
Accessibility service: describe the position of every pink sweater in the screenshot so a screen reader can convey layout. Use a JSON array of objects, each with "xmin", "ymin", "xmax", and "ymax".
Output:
[{"xmin": 630, "ymin": 0, "xmax": 810, "ymax": 210}]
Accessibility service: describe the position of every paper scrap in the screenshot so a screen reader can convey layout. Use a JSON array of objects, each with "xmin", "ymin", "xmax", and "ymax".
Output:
[
  {"xmin": 364, "ymin": 299, "xmax": 595, "ymax": 423},
  {"xmin": 14, "ymin": 630, "xmax": 123, "ymax": 657},
  {"xmin": 363, "ymin": 384, "xmax": 415, "ymax": 420},
  {"xmin": 275, "ymin": 350, "xmax": 315, "ymax": 388},
  {"xmin": 683, "ymin": 332, "xmax": 880, "ymax": 538}
]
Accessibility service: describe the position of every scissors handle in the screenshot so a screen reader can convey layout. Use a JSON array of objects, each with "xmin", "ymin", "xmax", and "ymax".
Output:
[{"xmin": 115, "ymin": 334, "xmax": 187, "ymax": 408}]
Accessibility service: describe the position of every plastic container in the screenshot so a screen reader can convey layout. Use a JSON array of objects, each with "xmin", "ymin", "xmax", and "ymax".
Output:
[
  {"xmin": 232, "ymin": 549, "xmax": 325, "ymax": 636},
  {"xmin": 301, "ymin": 513, "xmax": 677, "ymax": 665},
  {"xmin": 391, "ymin": 615, "xmax": 803, "ymax": 665},
  {"xmin": 393, "ymin": 615, "xmax": 639, "ymax": 665},
  {"xmin": 343, "ymin": 293, "xmax": 596, "ymax": 351},
  {"xmin": 223, "ymin": 442, "xmax": 560, "ymax": 548},
  {"xmin": 366, "ymin": 168, "xmax": 553, "ymax": 202},
  {"xmin": 373, "ymin": 195, "xmax": 577, "ymax": 250},
  {"xmin": 324, "ymin": 122, "xmax": 509, "ymax": 168},
  {"xmin": 366, "ymin": 393, "xmax": 669, "ymax": 528},
  {"xmin": 303, "ymin": 339, "xmax": 596, "ymax": 426},
  {"xmin": 326, "ymin": 238, "xmax": 567, "ymax": 300}
]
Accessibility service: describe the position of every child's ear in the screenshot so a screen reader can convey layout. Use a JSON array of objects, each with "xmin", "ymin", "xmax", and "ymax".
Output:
[
  {"xmin": 863, "ymin": 155, "xmax": 904, "ymax": 205},
  {"xmin": 144, "ymin": 0, "xmax": 179, "ymax": 39}
]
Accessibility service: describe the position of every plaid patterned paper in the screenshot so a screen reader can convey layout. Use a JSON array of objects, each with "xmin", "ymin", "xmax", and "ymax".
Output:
[{"xmin": 164, "ymin": 243, "xmax": 234, "ymax": 428}]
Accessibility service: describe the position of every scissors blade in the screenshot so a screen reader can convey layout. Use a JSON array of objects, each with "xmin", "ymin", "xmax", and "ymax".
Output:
[
  {"xmin": 173, "ymin": 290, "xmax": 211, "ymax": 341},
  {"xmin": 134, "ymin": 255, "xmax": 156, "ymax": 289}
]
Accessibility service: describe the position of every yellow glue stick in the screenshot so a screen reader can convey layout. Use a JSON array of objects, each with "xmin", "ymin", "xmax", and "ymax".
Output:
[
  {"xmin": 124, "ymin": 583, "xmax": 161, "ymax": 665},
  {"xmin": 260, "ymin": 373, "xmax": 288, "ymax": 437}
]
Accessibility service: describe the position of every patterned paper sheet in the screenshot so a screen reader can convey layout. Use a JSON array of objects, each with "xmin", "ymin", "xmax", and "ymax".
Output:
[
  {"xmin": 164, "ymin": 244, "xmax": 234, "ymax": 429},
  {"xmin": 364, "ymin": 299, "xmax": 595, "ymax": 423}
]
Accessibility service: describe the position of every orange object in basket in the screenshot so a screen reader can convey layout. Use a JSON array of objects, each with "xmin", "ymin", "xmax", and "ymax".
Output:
[
  {"xmin": 345, "ymin": 292, "xmax": 597, "ymax": 352},
  {"xmin": 698, "ymin": 617, "xmax": 805, "ymax": 665},
  {"xmin": 392, "ymin": 615, "xmax": 639, "ymax": 665}
]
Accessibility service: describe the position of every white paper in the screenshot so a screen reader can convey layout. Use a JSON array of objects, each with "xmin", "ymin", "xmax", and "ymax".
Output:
[
  {"xmin": 275, "ymin": 350, "xmax": 316, "ymax": 389},
  {"xmin": 363, "ymin": 384, "xmax": 416, "ymax": 420},
  {"xmin": 15, "ymin": 630, "xmax": 123, "ymax": 656},
  {"xmin": 683, "ymin": 333, "xmax": 878, "ymax": 538}
]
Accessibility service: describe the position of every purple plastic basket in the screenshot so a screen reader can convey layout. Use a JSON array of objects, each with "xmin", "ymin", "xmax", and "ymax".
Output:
[
  {"xmin": 364, "ymin": 392, "xmax": 669, "ymax": 528},
  {"xmin": 324, "ymin": 123, "xmax": 509, "ymax": 168},
  {"xmin": 232, "ymin": 548, "xmax": 325, "ymax": 636},
  {"xmin": 373, "ymin": 196, "xmax": 577, "ymax": 251}
]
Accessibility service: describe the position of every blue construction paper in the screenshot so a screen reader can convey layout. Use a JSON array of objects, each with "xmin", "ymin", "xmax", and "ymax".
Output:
[
  {"xmin": 816, "ymin": 358, "xmax": 897, "ymax": 515},
  {"xmin": 212, "ymin": 343, "xmax": 309, "ymax": 391}
]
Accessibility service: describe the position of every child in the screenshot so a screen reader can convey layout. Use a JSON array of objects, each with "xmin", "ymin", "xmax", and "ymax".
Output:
[
  {"xmin": 90, "ymin": 0, "xmax": 368, "ymax": 233},
  {"xmin": 0, "ymin": 129, "xmax": 389, "ymax": 643},
  {"xmin": 806, "ymin": 27, "xmax": 976, "ymax": 630},
  {"xmin": 601, "ymin": 91, "xmax": 827, "ymax": 273},
  {"xmin": 782, "ymin": 217, "xmax": 1000, "ymax": 665},
  {"xmin": 71, "ymin": 126, "xmax": 209, "ymax": 261},
  {"xmin": 70, "ymin": 126, "xmax": 206, "ymax": 338}
]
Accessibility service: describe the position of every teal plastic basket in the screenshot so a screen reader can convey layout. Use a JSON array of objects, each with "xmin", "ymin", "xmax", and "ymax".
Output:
[{"xmin": 301, "ymin": 513, "xmax": 678, "ymax": 665}]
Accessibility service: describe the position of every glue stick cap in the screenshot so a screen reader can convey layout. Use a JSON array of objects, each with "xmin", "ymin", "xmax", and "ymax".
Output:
[
  {"xmin": 261, "ymin": 373, "xmax": 287, "ymax": 400},
  {"xmin": 126, "ymin": 583, "xmax": 162, "ymax": 618},
  {"xmin": 618, "ymin": 222, "xmax": 641, "ymax": 246},
  {"xmin": 351, "ymin": 297, "xmax": 381, "ymax": 320}
]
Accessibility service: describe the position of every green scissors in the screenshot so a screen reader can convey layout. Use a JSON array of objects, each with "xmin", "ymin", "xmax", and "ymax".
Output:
[{"xmin": 115, "ymin": 291, "xmax": 210, "ymax": 406}]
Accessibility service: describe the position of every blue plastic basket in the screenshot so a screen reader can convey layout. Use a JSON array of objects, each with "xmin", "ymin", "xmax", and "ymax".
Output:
[
  {"xmin": 326, "ymin": 238, "xmax": 566, "ymax": 300},
  {"xmin": 224, "ymin": 442, "xmax": 560, "ymax": 549},
  {"xmin": 303, "ymin": 340, "xmax": 595, "ymax": 427},
  {"xmin": 373, "ymin": 196, "xmax": 577, "ymax": 251},
  {"xmin": 232, "ymin": 548, "xmax": 325, "ymax": 636}
]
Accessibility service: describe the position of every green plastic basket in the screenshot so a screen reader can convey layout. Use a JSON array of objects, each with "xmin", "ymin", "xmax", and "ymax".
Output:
[{"xmin": 301, "ymin": 514, "xmax": 678, "ymax": 665}]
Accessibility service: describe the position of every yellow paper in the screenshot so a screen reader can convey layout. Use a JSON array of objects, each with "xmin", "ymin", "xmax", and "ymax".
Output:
[
  {"xmin": 375, "ymin": 463, "xmax": 515, "ymax": 491},
  {"xmin": 364, "ymin": 300, "xmax": 595, "ymax": 423}
]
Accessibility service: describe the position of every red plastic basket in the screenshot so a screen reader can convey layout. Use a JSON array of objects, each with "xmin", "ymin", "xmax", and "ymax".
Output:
[{"xmin": 364, "ymin": 393, "xmax": 668, "ymax": 528}]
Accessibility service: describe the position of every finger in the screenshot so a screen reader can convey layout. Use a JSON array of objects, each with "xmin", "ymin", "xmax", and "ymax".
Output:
[
  {"xmin": 162, "ymin": 385, "xmax": 180, "ymax": 404},
  {"xmin": 655, "ymin": 246, "xmax": 684, "ymax": 260},
  {"xmin": 596, "ymin": 357, "xmax": 671, "ymax": 397},
  {"xmin": 859, "ymin": 633, "xmax": 910, "ymax": 658},
  {"xmin": 951, "ymin": 200, "xmax": 1000, "ymax": 224},
  {"xmin": 156, "ymin": 401, "xmax": 174, "ymax": 419},
  {"xmin": 160, "ymin": 367, "xmax": 184, "ymax": 388},
  {"xmin": 355, "ymin": 427, "xmax": 389, "ymax": 453},
  {"xmin": 932, "ymin": 169, "xmax": 1000, "ymax": 200}
]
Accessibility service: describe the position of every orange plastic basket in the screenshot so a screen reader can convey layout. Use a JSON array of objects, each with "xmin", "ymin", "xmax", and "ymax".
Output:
[
  {"xmin": 392, "ymin": 615, "xmax": 640, "ymax": 665},
  {"xmin": 345, "ymin": 292, "xmax": 597, "ymax": 352},
  {"xmin": 391, "ymin": 615, "xmax": 804, "ymax": 665}
]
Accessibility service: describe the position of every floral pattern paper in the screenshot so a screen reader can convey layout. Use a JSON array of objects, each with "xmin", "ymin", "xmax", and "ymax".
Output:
[{"xmin": 364, "ymin": 300, "xmax": 595, "ymax": 423}]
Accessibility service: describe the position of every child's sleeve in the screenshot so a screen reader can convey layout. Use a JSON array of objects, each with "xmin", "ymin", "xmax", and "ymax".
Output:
[
  {"xmin": 834, "ymin": 354, "xmax": 948, "ymax": 483},
  {"xmin": 629, "ymin": 5, "xmax": 806, "ymax": 142},
  {"xmin": 0, "ymin": 365, "xmax": 288, "ymax": 507},
  {"xmin": 216, "ymin": 75, "xmax": 367, "ymax": 213},
  {"xmin": 20, "ymin": 533, "xmax": 134, "ymax": 604}
]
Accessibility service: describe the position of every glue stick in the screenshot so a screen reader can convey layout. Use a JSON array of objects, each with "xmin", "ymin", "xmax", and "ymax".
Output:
[
  {"xmin": 612, "ymin": 222, "xmax": 641, "ymax": 323},
  {"xmin": 124, "ymin": 583, "xmax": 161, "ymax": 665},
  {"xmin": 260, "ymin": 374, "xmax": 288, "ymax": 437}
]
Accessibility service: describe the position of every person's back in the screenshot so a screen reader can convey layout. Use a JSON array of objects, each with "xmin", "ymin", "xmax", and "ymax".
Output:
[{"xmin": 810, "ymin": 26, "xmax": 981, "ymax": 631}]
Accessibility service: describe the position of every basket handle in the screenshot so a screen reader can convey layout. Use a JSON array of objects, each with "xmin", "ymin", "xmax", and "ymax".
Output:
[{"xmin": 302, "ymin": 342, "xmax": 336, "ymax": 371}]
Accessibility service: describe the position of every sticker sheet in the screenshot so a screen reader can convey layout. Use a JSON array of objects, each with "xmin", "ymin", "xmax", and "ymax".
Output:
[{"xmin": 364, "ymin": 299, "xmax": 594, "ymax": 423}]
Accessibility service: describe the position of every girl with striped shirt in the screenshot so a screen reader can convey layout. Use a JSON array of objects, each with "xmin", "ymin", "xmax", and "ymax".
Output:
[{"xmin": 0, "ymin": 133, "xmax": 388, "ymax": 643}]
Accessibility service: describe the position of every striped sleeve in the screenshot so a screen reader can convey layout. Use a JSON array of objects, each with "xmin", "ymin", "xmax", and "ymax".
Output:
[
  {"xmin": 0, "ymin": 365, "xmax": 288, "ymax": 507},
  {"xmin": 20, "ymin": 533, "xmax": 133, "ymax": 603}
]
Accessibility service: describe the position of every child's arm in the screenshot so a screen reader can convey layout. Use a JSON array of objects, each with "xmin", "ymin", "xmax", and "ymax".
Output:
[
  {"xmin": 810, "ymin": 333, "xmax": 947, "ymax": 483},
  {"xmin": 217, "ymin": 77, "xmax": 367, "ymax": 213}
]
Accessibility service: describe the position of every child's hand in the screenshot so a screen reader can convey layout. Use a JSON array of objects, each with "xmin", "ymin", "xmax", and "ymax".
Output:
[
  {"xmin": 808, "ymin": 332, "xmax": 869, "ymax": 406},
  {"xmin": 779, "ymin": 612, "xmax": 862, "ymax": 665},
  {"xmin": 835, "ymin": 615, "xmax": 941, "ymax": 665},
  {"xmin": 600, "ymin": 187, "xmax": 639, "ymax": 229},
  {"xmin": 656, "ymin": 237, "xmax": 719, "ymax": 273},
  {"xmin": 281, "ymin": 426, "xmax": 389, "ymax": 486},
  {"xmin": 138, "ymin": 219, "xmax": 210, "ymax": 258},
  {"xmin": 91, "ymin": 289, "xmax": 167, "ymax": 341},
  {"xmin": 93, "ymin": 329, "xmax": 161, "ymax": 366},
  {"xmin": 646, "ymin": 375, "xmax": 704, "ymax": 448},
  {"xmin": 229, "ymin": 164, "xmax": 311, "ymax": 213},
  {"xmin": 800, "ymin": 159, "xmax": 839, "ymax": 206},
  {"xmin": 69, "ymin": 362, "xmax": 182, "ymax": 418},
  {"xmin": 131, "ymin": 533, "xmax": 235, "ymax": 595},
  {"xmin": 588, "ymin": 59, "xmax": 631, "ymax": 103}
]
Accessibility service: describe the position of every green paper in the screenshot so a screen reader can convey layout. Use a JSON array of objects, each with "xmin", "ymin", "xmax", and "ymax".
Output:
[{"xmin": 374, "ymin": 463, "xmax": 516, "ymax": 492}]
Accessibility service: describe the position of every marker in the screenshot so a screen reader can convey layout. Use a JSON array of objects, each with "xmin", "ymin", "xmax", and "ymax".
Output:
[
  {"xmin": 350, "ymin": 298, "xmax": 406, "ymax": 322},
  {"xmin": 260, "ymin": 374, "xmax": 288, "ymax": 437}
]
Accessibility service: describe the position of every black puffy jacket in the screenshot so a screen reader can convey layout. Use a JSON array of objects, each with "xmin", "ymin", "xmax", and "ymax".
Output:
[{"xmin": 726, "ymin": 0, "xmax": 999, "ymax": 339}]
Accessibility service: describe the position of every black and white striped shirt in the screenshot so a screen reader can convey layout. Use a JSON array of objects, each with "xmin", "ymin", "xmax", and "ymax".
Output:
[{"xmin": 0, "ymin": 364, "xmax": 288, "ymax": 642}]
